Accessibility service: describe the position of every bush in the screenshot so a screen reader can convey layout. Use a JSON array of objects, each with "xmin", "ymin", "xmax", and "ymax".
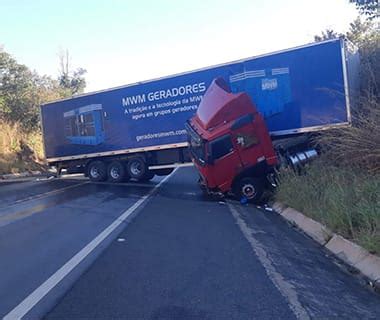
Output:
[
  {"xmin": 276, "ymin": 160, "xmax": 380, "ymax": 254},
  {"xmin": 0, "ymin": 120, "xmax": 45, "ymax": 174},
  {"xmin": 314, "ymin": 95, "xmax": 380, "ymax": 174}
]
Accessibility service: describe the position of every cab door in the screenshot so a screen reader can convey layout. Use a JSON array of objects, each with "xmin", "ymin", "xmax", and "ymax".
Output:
[
  {"xmin": 231, "ymin": 114, "xmax": 263, "ymax": 169},
  {"xmin": 207, "ymin": 134, "xmax": 241, "ymax": 192}
]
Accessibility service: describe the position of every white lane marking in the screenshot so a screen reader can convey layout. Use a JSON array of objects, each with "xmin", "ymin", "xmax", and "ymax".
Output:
[
  {"xmin": 4, "ymin": 169, "xmax": 177, "ymax": 320},
  {"xmin": 227, "ymin": 202, "xmax": 310, "ymax": 320}
]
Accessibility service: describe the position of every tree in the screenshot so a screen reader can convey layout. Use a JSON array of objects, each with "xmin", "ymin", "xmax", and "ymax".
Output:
[
  {"xmin": 58, "ymin": 49, "xmax": 87, "ymax": 95},
  {"xmin": 314, "ymin": 29, "xmax": 341, "ymax": 42},
  {"xmin": 349, "ymin": 0, "xmax": 379, "ymax": 20},
  {"xmin": 0, "ymin": 47, "xmax": 87, "ymax": 131},
  {"xmin": 0, "ymin": 49, "xmax": 39, "ymax": 129},
  {"xmin": 346, "ymin": 17, "xmax": 380, "ymax": 97},
  {"xmin": 346, "ymin": 17, "xmax": 373, "ymax": 45}
]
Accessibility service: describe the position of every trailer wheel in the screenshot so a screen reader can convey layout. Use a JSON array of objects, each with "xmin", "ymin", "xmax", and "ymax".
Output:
[
  {"xmin": 126, "ymin": 157, "xmax": 147, "ymax": 180},
  {"xmin": 87, "ymin": 161, "xmax": 107, "ymax": 182},
  {"xmin": 234, "ymin": 177, "xmax": 264, "ymax": 204},
  {"xmin": 138, "ymin": 170, "xmax": 155, "ymax": 182},
  {"xmin": 107, "ymin": 161, "xmax": 129, "ymax": 183}
]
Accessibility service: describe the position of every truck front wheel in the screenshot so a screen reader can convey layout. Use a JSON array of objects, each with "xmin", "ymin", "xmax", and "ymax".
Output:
[
  {"xmin": 87, "ymin": 161, "xmax": 107, "ymax": 182},
  {"xmin": 234, "ymin": 177, "xmax": 264, "ymax": 204},
  {"xmin": 126, "ymin": 157, "xmax": 147, "ymax": 180}
]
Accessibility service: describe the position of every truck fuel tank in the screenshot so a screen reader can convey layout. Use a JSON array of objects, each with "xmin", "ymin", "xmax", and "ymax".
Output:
[{"xmin": 288, "ymin": 149, "xmax": 318, "ymax": 169}]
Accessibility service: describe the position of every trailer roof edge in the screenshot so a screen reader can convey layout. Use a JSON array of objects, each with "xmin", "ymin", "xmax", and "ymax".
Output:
[{"xmin": 41, "ymin": 38, "xmax": 343, "ymax": 107}]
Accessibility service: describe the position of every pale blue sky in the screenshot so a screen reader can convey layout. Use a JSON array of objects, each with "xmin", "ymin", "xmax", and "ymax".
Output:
[{"xmin": 1, "ymin": 0, "xmax": 358, "ymax": 92}]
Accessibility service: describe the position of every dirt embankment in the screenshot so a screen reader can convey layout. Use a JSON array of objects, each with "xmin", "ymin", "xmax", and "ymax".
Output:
[{"xmin": 0, "ymin": 121, "xmax": 47, "ymax": 175}]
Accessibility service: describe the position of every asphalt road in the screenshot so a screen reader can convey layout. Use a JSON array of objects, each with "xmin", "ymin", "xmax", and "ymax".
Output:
[{"xmin": 0, "ymin": 168, "xmax": 379, "ymax": 319}]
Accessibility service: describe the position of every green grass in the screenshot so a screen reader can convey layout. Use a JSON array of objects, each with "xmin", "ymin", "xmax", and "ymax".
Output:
[{"xmin": 276, "ymin": 160, "xmax": 380, "ymax": 254}]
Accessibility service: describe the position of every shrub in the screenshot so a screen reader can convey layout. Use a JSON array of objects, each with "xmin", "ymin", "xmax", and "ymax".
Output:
[
  {"xmin": 0, "ymin": 120, "xmax": 45, "ymax": 174},
  {"xmin": 314, "ymin": 96, "xmax": 380, "ymax": 174},
  {"xmin": 276, "ymin": 160, "xmax": 380, "ymax": 254}
]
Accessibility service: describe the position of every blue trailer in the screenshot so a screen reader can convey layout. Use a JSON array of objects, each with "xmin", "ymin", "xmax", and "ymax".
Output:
[{"xmin": 41, "ymin": 38, "xmax": 358, "ymax": 182}]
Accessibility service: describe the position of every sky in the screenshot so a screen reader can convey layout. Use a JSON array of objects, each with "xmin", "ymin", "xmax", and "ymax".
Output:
[{"xmin": 0, "ymin": 0, "xmax": 358, "ymax": 92}]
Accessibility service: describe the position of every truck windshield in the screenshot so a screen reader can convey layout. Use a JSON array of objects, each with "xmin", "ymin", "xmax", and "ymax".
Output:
[{"xmin": 185, "ymin": 122, "xmax": 206, "ymax": 165}]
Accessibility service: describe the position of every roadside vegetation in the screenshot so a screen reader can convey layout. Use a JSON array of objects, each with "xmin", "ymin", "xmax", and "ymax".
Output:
[
  {"xmin": 276, "ymin": 10, "xmax": 380, "ymax": 254},
  {"xmin": 0, "ymin": 121, "xmax": 45, "ymax": 174},
  {"xmin": 0, "ymin": 49, "xmax": 86, "ymax": 174},
  {"xmin": 277, "ymin": 163, "xmax": 379, "ymax": 254}
]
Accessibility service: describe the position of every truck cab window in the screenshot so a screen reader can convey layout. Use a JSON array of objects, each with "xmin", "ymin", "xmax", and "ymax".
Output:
[{"xmin": 210, "ymin": 135, "xmax": 233, "ymax": 160}]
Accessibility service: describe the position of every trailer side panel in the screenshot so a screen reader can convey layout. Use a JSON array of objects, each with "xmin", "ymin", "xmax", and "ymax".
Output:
[{"xmin": 41, "ymin": 39, "xmax": 352, "ymax": 160}]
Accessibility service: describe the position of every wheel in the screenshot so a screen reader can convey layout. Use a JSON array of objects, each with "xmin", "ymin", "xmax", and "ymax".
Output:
[
  {"xmin": 107, "ymin": 161, "xmax": 129, "ymax": 183},
  {"xmin": 87, "ymin": 161, "xmax": 107, "ymax": 182},
  {"xmin": 234, "ymin": 177, "xmax": 264, "ymax": 204},
  {"xmin": 126, "ymin": 157, "xmax": 147, "ymax": 180},
  {"xmin": 138, "ymin": 170, "xmax": 155, "ymax": 182}
]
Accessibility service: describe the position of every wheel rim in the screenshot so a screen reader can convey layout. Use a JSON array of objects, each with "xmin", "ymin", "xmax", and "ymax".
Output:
[
  {"xmin": 130, "ymin": 161, "xmax": 142, "ymax": 176},
  {"xmin": 90, "ymin": 167, "xmax": 100, "ymax": 178},
  {"xmin": 242, "ymin": 183, "xmax": 256, "ymax": 199},
  {"xmin": 110, "ymin": 167, "xmax": 120, "ymax": 179}
]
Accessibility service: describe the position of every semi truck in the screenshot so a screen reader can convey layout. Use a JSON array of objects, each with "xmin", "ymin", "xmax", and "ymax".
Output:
[{"xmin": 41, "ymin": 37, "xmax": 358, "ymax": 184}]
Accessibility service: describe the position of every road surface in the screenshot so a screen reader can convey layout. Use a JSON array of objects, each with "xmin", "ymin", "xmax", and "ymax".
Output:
[{"xmin": 0, "ymin": 168, "xmax": 379, "ymax": 319}]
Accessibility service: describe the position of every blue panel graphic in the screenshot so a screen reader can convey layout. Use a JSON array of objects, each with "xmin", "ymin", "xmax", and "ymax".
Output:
[
  {"xmin": 63, "ymin": 104, "xmax": 105, "ymax": 145},
  {"xmin": 230, "ymin": 67, "xmax": 292, "ymax": 117}
]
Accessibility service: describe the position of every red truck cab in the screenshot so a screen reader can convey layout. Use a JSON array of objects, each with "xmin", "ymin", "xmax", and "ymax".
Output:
[{"xmin": 185, "ymin": 78, "xmax": 277, "ymax": 203}]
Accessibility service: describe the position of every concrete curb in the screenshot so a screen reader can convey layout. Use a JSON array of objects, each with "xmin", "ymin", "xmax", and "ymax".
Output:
[
  {"xmin": 273, "ymin": 202, "xmax": 380, "ymax": 290},
  {"xmin": 1, "ymin": 171, "xmax": 39, "ymax": 179},
  {"xmin": 0, "ymin": 171, "xmax": 52, "ymax": 181}
]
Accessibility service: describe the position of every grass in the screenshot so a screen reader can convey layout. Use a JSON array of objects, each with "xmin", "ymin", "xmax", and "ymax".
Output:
[
  {"xmin": 276, "ymin": 89, "xmax": 380, "ymax": 255},
  {"xmin": 276, "ymin": 160, "xmax": 380, "ymax": 255},
  {"xmin": 315, "ymin": 97, "xmax": 380, "ymax": 175},
  {"xmin": 0, "ymin": 120, "xmax": 46, "ymax": 174}
]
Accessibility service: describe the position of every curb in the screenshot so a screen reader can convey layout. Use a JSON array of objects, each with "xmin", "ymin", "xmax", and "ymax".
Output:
[
  {"xmin": 0, "ymin": 171, "xmax": 52, "ymax": 181},
  {"xmin": 273, "ymin": 204, "xmax": 333, "ymax": 245},
  {"xmin": 273, "ymin": 202, "xmax": 380, "ymax": 291},
  {"xmin": 1, "ymin": 171, "xmax": 40, "ymax": 179}
]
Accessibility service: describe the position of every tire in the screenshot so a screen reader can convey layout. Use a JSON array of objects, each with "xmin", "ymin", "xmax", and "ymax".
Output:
[
  {"xmin": 126, "ymin": 157, "xmax": 147, "ymax": 180},
  {"xmin": 138, "ymin": 170, "xmax": 155, "ymax": 182},
  {"xmin": 87, "ymin": 161, "xmax": 107, "ymax": 182},
  {"xmin": 107, "ymin": 161, "xmax": 129, "ymax": 183},
  {"xmin": 233, "ymin": 177, "xmax": 264, "ymax": 204}
]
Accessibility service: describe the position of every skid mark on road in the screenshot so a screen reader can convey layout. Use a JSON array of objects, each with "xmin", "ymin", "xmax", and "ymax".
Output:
[
  {"xmin": 3, "ymin": 169, "xmax": 177, "ymax": 320},
  {"xmin": 0, "ymin": 182, "xmax": 89, "ymax": 210},
  {"xmin": 0, "ymin": 182, "xmax": 90, "ymax": 227},
  {"xmin": 227, "ymin": 202, "xmax": 311, "ymax": 320},
  {"xmin": 89, "ymin": 181, "xmax": 159, "ymax": 188}
]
